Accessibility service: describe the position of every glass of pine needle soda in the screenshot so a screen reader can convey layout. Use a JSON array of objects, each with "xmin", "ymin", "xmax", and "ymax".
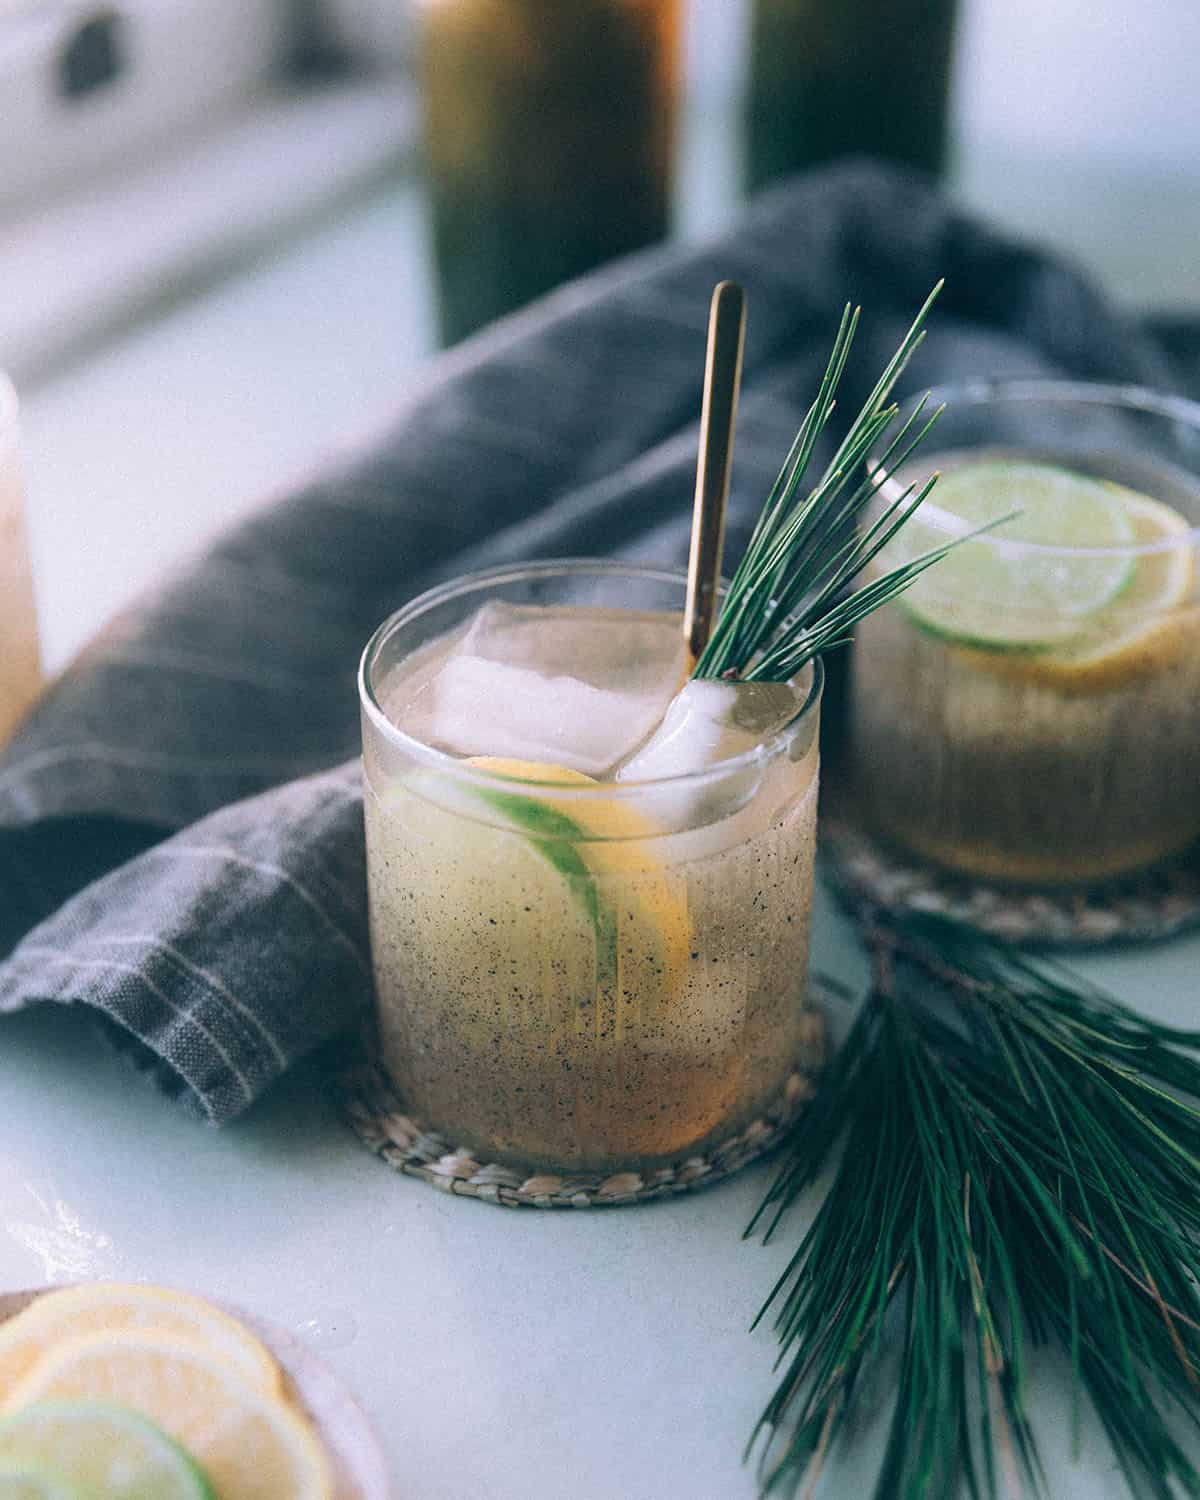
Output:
[
  {"xmin": 850, "ymin": 382, "xmax": 1200, "ymax": 885},
  {"xmin": 359, "ymin": 560, "xmax": 822, "ymax": 1173}
]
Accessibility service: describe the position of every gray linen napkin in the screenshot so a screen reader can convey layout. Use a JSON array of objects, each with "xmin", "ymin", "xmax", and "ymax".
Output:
[{"xmin": 2, "ymin": 161, "xmax": 1195, "ymax": 1122}]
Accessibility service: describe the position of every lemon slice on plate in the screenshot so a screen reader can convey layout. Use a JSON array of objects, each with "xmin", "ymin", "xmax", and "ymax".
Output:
[
  {"xmin": 0, "ymin": 1403, "xmax": 212, "ymax": 1500},
  {"xmin": 0, "ymin": 1283, "xmax": 279, "ymax": 1399},
  {"xmin": 3, "ymin": 1332, "xmax": 332, "ymax": 1500},
  {"xmin": 896, "ymin": 460, "xmax": 1137, "ymax": 647},
  {"xmin": 385, "ymin": 756, "xmax": 690, "ymax": 1031}
]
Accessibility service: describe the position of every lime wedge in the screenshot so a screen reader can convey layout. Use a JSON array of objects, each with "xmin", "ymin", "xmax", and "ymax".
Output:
[
  {"xmin": 0, "ymin": 1402, "xmax": 214, "ymax": 1500},
  {"xmin": 385, "ymin": 757, "xmax": 690, "ymax": 1030},
  {"xmin": 897, "ymin": 461, "xmax": 1137, "ymax": 647},
  {"xmin": 0, "ymin": 1463, "xmax": 86, "ymax": 1500}
]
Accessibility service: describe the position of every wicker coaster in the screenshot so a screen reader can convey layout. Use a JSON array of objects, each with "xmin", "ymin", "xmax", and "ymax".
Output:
[
  {"xmin": 822, "ymin": 808, "xmax": 1200, "ymax": 948},
  {"xmin": 337, "ymin": 1011, "xmax": 825, "ymax": 1209}
]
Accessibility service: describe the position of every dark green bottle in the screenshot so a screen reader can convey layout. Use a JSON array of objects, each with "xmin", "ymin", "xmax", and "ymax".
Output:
[
  {"xmin": 745, "ymin": 0, "xmax": 958, "ymax": 192},
  {"xmin": 423, "ymin": 0, "xmax": 680, "ymax": 347}
]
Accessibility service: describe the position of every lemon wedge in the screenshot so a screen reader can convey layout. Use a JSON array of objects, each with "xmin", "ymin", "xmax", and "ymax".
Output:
[
  {"xmin": 3, "ymin": 1333, "xmax": 331, "ymax": 1500},
  {"xmin": 0, "ymin": 1403, "xmax": 213, "ymax": 1500},
  {"xmin": 388, "ymin": 756, "xmax": 690, "ymax": 1032},
  {"xmin": 0, "ymin": 1284, "xmax": 279, "ymax": 1400}
]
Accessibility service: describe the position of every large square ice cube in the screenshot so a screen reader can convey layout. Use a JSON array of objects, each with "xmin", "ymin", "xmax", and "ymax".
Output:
[{"xmin": 388, "ymin": 602, "xmax": 689, "ymax": 777}]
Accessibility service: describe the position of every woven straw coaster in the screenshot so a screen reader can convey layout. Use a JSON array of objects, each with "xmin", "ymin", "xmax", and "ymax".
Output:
[
  {"xmin": 337, "ymin": 1010, "xmax": 825, "ymax": 1209},
  {"xmin": 822, "ymin": 808, "xmax": 1200, "ymax": 949}
]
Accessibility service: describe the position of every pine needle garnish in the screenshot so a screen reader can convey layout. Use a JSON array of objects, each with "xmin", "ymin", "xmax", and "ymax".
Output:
[
  {"xmin": 692, "ymin": 282, "xmax": 995, "ymax": 684},
  {"xmin": 747, "ymin": 908, "xmax": 1200, "ymax": 1500}
]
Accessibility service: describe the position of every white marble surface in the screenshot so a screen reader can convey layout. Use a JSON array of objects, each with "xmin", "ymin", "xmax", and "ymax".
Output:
[{"xmin": 3, "ymin": 880, "xmax": 1199, "ymax": 1498}]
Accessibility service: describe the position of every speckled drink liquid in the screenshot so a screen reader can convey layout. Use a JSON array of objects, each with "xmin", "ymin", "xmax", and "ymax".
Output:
[{"xmin": 360, "ymin": 566, "xmax": 822, "ymax": 1174}]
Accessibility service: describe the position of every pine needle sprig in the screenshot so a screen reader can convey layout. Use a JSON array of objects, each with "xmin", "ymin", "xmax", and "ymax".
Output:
[
  {"xmin": 747, "ymin": 911, "xmax": 1200, "ymax": 1500},
  {"xmin": 692, "ymin": 282, "xmax": 1004, "ymax": 685}
]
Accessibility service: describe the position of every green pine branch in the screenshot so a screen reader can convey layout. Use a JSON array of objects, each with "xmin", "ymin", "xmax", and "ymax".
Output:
[
  {"xmin": 746, "ymin": 910, "xmax": 1200, "ymax": 1500},
  {"xmin": 692, "ymin": 282, "xmax": 1008, "ymax": 684}
]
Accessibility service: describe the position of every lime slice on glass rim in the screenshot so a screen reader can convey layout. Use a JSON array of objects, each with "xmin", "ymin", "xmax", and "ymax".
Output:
[
  {"xmin": 894, "ymin": 460, "xmax": 1138, "ymax": 648},
  {"xmin": 972, "ymin": 490, "xmax": 1195, "ymax": 689}
]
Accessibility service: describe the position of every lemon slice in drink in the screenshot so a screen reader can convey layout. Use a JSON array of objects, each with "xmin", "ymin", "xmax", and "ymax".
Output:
[
  {"xmin": 969, "ymin": 491, "xmax": 1196, "ymax": 691},
  {"xmin": 0, "ymin": 1403, "xmax": 213, "ymax": 1500},
  {"xmin": 3, "ymin": 1332, "xmax": 331, "ymax": 1500},
  {"xmin": 391, "ymin": 757, "xmax": 690, "ymax": 1026},
  {"xmin": 0, "ymin": 1284, "xmax": 279, "ymax": 1398},
  {"xmin": 897, "ymin": 460, "xmax": 1137, "ymax": 647}
]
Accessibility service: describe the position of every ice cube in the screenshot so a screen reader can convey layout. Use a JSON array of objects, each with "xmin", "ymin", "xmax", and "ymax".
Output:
[
  {"xmin": 460, "ymin": 601, "xmax": 688, "ymax": 698},
  {"xmin": 389, "ymin": 602, "xmax": 689, "ymax": 776},
  {"xmin": 617, "ymin": 679, "xmax": 800, "ymax": 782}
]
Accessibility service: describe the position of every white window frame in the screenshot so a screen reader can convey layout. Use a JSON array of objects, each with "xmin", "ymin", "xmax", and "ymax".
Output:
[
  {"xmin": 0, "ymin": 0, "xmax": 416, "ymax": 380},
  {"xmin": 0, "ymin": 0, "xmax": 291, "ymax": 214}
]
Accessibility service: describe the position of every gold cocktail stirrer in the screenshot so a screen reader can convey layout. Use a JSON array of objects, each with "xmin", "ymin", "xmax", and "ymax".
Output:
[{"xmin": 683, "ymin": 280, "xmax": 747, "ymax": 667}]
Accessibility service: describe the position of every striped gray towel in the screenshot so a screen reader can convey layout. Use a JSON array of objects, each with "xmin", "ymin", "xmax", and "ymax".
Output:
[{"xmin": 1, "ymin": 161, "xmax": 1194, "ymax": 1123}]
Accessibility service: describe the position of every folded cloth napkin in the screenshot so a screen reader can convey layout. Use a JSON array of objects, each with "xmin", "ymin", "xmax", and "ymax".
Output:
[{"xmin": 2, "ymin": 161, "xmax": 1197, "ymax": 1123}]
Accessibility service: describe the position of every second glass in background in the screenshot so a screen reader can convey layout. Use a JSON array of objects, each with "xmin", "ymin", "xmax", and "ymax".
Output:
[
  {"xmin": 850, "ymin": 382, "xmax": 1200, "ymax": 886},
  {"xmin": 360, "ymin": 562, "xmax": 822, "ymax": 1173}
]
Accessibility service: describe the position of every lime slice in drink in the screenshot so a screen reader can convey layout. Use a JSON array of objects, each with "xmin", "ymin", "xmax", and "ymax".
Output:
[
  {"xmin": 391, "ymin": 757, "xmax": 690, "ymax": 1027},
  {"xmin": 896, "ymin": 460, "xmax": 1137, "ymax": 647},
  {"xmin": 0, "ymin": 1402, "xmax": 214, "ymax": 1500},
  {"xmin": 966, "ymin": 492, "xmax": 1196, "ymax": 691}
]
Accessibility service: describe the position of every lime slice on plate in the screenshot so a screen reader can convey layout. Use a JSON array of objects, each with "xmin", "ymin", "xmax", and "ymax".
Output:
[
  {"xmin": 0, "ymin": 1402, "xmax": 213, "ymax": 1500},
  {"xmin": 0, "ymin": 1461, "xmax": 87, "ymax": 1500},
  {"xmin": 897, "ymin": 460, "xmax": 1137, "ymax": 647},
  {"xmin": 3, "ymin": 1333, "xmax": 331, "ymax": 1500}
]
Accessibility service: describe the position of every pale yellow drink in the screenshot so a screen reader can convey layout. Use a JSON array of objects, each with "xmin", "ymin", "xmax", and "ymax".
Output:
[
  {"xmin": 850, "ymin": 396, "xmax": 1200, "ymax": 885},
  {"xmin": 360, "ymin": 565, "xmax": 821, "ymax": 1173}
]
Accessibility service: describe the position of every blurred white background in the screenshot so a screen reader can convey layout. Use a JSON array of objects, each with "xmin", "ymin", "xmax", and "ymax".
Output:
[{"xmin": 1, "ymin": 0, "xmax": 1198, "ymax": 672}]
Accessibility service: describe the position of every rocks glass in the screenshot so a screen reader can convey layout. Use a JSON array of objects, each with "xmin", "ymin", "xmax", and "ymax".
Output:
[
  {"xmin": 851, "ymin": 382, "xmax": 1200, "ymax": 885},
  {"xmin": 359, "ymin": 561, "xmax": 821, "ymax": 1173}
]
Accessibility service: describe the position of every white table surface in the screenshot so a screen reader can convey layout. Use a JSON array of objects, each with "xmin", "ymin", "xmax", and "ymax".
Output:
[
  {"xmin": 6, "ymin": 88, "xmax": 1200, "ymax": 1498},
  {"xmin": 4, "ymin": 875, "xmax": 1200, "ymax": 1499}
]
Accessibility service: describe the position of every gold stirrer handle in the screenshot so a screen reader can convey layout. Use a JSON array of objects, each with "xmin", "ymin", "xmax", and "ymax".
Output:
[{"xmin": 684, "ymin": 280, "xmax": 747, "ymax": 667}]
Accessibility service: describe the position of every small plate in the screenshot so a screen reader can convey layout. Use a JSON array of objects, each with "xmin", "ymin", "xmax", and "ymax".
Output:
[{"xmin": 0, "ymin": 1288, "xmax": 390, "ymax": 1500}]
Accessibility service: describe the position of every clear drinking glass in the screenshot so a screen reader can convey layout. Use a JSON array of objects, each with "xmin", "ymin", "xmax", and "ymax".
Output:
[
  {"xmin": 850, "ymin": 382, "xmax": 1200, "ymax": 885},
  {"xmin": 359, "ymin": 561, "xmax": 822, "ymax": 1173},
  {"xmin": 0, "ymin": 374, "xmax": 41, "ymax": 746}
]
